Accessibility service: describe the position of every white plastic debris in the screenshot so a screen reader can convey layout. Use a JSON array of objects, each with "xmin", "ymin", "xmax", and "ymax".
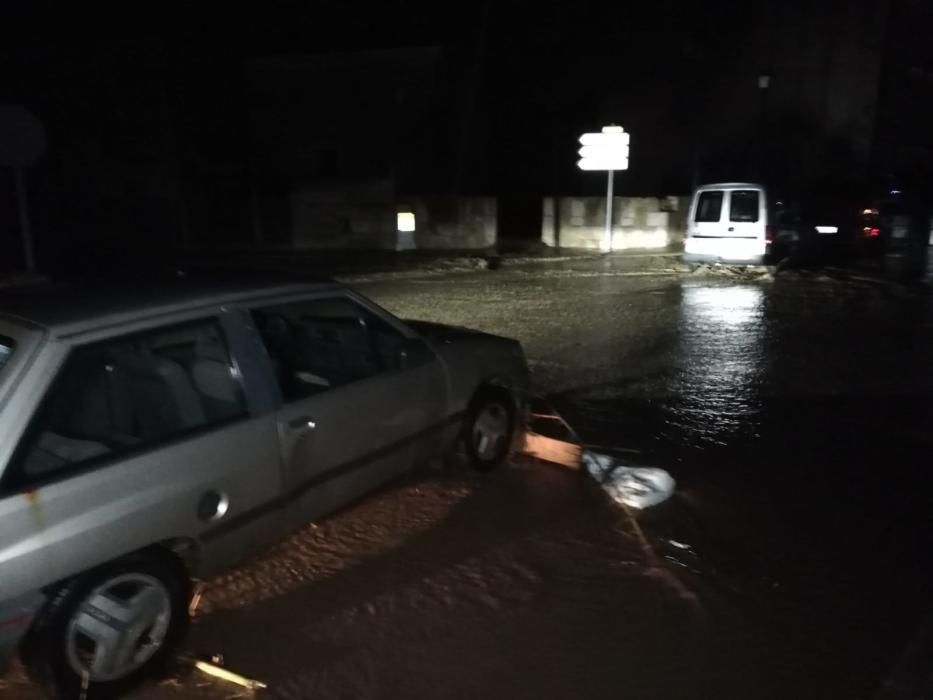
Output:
[
  {"xmin": 582, "ymin": 450, "xmax": 676, "ymax": 509},
  {"xmin": 195, "ymin": 658, "xmax": 267, "ymax": 691}
]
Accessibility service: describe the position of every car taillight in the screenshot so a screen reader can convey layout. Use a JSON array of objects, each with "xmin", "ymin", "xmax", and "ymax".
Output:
[
  {"xmin": 870, "ymin": 227, "xmax": 880, "ymax": 238},
  {"xmin": 765, "ymin": 225, "xmax": 774, "ymax": 244}
]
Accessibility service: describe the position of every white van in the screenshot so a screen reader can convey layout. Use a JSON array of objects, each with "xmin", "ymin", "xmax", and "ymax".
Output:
[{"xmin": 684, "ymin": 183, "xmax": 771, "ymax": 265}]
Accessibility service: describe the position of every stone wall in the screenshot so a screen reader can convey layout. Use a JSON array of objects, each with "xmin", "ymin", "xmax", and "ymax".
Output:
[
  {"xmin": 289, "ymin": 183, "xmax": 496, "ymax": 250},
  {"xmin": 542, "ymin": 196, "xmax": 689, "ymax": 250},
  {"xmin": 402, "ymin": 196, "xmax": 496, "ymax": 250}
]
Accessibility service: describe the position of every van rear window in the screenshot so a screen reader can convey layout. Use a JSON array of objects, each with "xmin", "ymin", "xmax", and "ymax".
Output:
[
  {"xmin": 730, "ymin": 190, "xmax": 760, "ymax": 222},
  {"xmin": 695, "ymin": 191, "xmax": 723, "ymax": 222}
]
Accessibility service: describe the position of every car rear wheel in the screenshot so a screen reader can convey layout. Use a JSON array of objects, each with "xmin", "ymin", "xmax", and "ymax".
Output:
[
  {"xmin": 23, "ymin": 552, "xmax": 189, "ymax": 699},
  {"xmin": 464, "ymin": 391, "xmax": 515, "ymax": 471}
]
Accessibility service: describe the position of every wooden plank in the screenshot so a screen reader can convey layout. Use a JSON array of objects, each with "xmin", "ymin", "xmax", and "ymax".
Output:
[{"xmin": 522, "ymin": 432, "xmax": 583, "ymax": 470}]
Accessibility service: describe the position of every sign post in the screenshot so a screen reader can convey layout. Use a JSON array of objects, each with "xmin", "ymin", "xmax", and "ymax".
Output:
[
  {"xmin": 577, "ymin": 125, "xmax": 630, "ymax": 252},
  {"xmin": 605, "ymin": 168, "xmax": 614, "ymax": 252}
]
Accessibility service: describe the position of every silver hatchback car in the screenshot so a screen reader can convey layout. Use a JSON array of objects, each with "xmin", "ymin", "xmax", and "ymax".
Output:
[{"xmin": 0, "ymin": 278, "xmax": 528, "ymax": 698}]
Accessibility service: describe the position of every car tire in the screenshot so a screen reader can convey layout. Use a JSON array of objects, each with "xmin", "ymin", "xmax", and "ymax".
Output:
[
  {"xmin": 22, "ymin": 551, "xmax": 190, "ymax": 700},
  {"xmin": 463, "ymin": 390, "xmax": 515, "ymax": 471}
]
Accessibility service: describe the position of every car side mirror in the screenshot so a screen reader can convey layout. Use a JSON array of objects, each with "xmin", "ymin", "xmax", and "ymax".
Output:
[{"xmin": 399, "ymin": 338, "xmax": 433, "ymax": 369}]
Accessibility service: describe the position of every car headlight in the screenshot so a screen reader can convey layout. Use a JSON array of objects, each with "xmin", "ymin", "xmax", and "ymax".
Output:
[{"xmin": 815, "ymin": 226, "xmax": 838, "ymax": 234}]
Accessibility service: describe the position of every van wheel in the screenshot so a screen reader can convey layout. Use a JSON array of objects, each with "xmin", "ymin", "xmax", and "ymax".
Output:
[
  {"xmin": 464, "ymin": 391, "xmax": 515, "ymax": 471},
  {"xmin": 22, "ymin": 552, "xmax": 190, "ymax": 700}
]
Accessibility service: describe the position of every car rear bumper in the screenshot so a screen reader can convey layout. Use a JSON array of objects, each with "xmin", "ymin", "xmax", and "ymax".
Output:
[
  {"xmin": 0, "ymin": 591, "xmax": 45, "ymax": 674},
  {"xmin": 684, "ymin": 236, "xmax": 767, "ymax": 265},
  {"xmin": 683, "ymin": 252, "xmax": 766, "ymax": 265}
]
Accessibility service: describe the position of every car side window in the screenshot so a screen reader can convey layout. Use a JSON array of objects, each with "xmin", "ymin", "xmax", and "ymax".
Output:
[
  {"xmin": 252, "ymin": 296, "xmax": 407, "ymax": 402},
  {"xmin": 12, "ymin": 319, "xmax": 247, "ymax": 485}
]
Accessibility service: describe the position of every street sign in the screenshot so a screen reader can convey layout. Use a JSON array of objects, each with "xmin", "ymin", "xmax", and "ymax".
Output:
[
  {"xmin": 579, "ymin": 131, "xmax": 630, "ymax": 147},
  {"xmin": 577, "ymin": 126, "xmax": 630, "ymax": 172},
  {"xmin": 576, "ymin": 125, "xmax": 631, "ymax": 252},
  {"xmin": 577, "ymin": 144, "xmax": 629, "ymax": 160},
  {"xmin": 577, "ymin": 157, "xmax": 629, "ymax": 171}
]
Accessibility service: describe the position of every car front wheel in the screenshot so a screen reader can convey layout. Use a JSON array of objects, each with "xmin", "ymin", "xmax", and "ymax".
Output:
[
  {"xmin": 23, "ymin": 552, "xmax": 189, "ymax": 699},
  {"xmin": 464, "ymin": 391, "xmax": 515, "ymax": 471}
]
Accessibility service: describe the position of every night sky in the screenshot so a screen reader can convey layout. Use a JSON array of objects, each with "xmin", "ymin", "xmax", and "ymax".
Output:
[
  {"xmin": 0, "ymin": 0, "xmax": 928, "ymax": 266},
  {"xmin": 0, "ymin": 1, "xmax": 769, "ymax": 194}
]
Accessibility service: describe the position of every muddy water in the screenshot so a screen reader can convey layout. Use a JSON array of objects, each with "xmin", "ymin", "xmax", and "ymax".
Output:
[
  {"xmin": 4, "ymin": 264, "xmax": 932, "ymax": 699},
  {"xmin": 368, "ymin": 267, "xmax": 933, "ymax": 698}
]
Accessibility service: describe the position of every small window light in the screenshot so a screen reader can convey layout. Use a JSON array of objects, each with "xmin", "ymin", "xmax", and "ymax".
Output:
[{"xmin": 397, "ymin": 212, "xmax": 416, "ymax": 232}]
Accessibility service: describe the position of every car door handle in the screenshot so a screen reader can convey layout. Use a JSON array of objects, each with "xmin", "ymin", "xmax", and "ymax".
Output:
[
  {"xmin": 727, "ymin": 226, "xmax": 735, "ymax": 232},
  {"xmin": 288, "ymin": 416, "xmax": 317, "ymax": 431}
]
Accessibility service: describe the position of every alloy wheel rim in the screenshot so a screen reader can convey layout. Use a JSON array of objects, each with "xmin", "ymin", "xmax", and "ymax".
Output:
[{"xmin": 65, "ymin": 573, "xmax": 172, "ymax": 682}]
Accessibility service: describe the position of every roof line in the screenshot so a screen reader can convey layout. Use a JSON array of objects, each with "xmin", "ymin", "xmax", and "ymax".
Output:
[{"xmin": 49, "ymin": 283, "xmax": 336, "ymax": 339}]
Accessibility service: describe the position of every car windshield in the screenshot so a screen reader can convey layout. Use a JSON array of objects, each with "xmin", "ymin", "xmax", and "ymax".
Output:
[{"xmin": 0, "ymin": 335, "xmax": 14, "ymax": 377}]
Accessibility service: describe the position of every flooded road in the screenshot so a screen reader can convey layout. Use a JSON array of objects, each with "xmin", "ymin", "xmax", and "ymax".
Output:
[{"xmin": 4, "ymin": 258, "xmax": 932, "ymax": 698}]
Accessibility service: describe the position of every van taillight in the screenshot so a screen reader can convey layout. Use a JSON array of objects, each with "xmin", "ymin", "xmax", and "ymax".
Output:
[{"xmin": 766, "ymin": 225, "xmax": 774, "ymax": 244}]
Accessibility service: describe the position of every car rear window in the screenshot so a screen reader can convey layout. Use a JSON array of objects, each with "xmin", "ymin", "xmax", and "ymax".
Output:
[
  {"xmin": 730, "ymin": 190, "xmax": 760, "ymax": 222},
  {"xmin": 0, "ymin": 335, "xmax": 13, "ymax": 376},
  {"xmin": 694, "ymin": 191, "xmax": 724, "ymax": 222}
]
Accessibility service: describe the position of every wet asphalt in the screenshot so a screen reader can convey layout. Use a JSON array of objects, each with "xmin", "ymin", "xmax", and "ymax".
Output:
[{"xmin": 4, "ymin": 256, "xmax": 933, "ymax": 699}]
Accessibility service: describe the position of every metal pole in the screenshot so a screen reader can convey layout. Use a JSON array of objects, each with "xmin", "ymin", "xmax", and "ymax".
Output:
[
  {"xmin": 604, "ymin": 169, "xmax": 615, "ymax": 252},
  {"xmin": 13, "ymin": 167, "xmax": 35, "ymax": 272}
]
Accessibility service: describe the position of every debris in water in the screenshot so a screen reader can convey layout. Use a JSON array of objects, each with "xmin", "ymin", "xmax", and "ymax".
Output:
[
  {"xmin": 188, "ymin": 582, "xmax": 206, "ymax": 617},
  {"xmin": 522, "ymin": 398, "xmax": 584, "ymax": 469},
  {"xmin": 582, "ymin": 450, "xmax": 676, "ymax": 509},
  {"xmin": 195, "ymin": 657, "xmax": 268, "ymax": 692}
]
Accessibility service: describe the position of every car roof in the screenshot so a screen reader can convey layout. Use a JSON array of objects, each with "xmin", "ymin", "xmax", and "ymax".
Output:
[
  {"xmin": 0, "ymin": 276, "xmax": 342, "ymax": 338},
  {"xmin": 696, "ymin": 182, "xmax": 764, "ymax": 191}
]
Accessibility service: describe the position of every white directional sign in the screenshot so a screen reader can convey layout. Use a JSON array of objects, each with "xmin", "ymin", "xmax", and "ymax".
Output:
[
  {"xmin": 578, "ymin": 144, "xmax": 629, "ymax": 159},
  {"xmin": 576, "ymin": 125, "xmax": 631, "ymax": 252},
  {"xmin": 577, "ymin": 126, "xmax": 630, "ymax": 171},
  {"xmin": 577, "ymin": 157, "xmax": 629, "ymax": 171},
  {"xmin": 579, "ymin": 131, "xmax": 630, "ymax": 147}
]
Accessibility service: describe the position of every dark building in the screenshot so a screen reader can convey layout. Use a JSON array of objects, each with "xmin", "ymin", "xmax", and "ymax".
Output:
[
  {"xmin": 246, "ymin": 47, "xmax": 449, "ymax": 247},
  {"xmin": 872, "ymin": 0, "xmax": 933, "ymax": 193},
  {"xmin": 594, "ymin": 0, "xmax": 933, "ymax": 201}
]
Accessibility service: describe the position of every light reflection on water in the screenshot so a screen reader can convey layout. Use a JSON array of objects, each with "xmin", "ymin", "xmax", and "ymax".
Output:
[{"xmin": 668, "ymin": 285, "xmax": 767, "ymax": 446}]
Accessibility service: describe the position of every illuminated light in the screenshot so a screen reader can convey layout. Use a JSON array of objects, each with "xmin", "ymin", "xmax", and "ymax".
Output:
[
  {"xmin": 891, "ymin": 189, "xmax": 902, "ymax": 195},
  {"xmin": 396, "ymin": 212, "xmax": 416, "ymax": 232},
  {"xmin": 862, "ymin": 208, "xmax": 878, "ymax": 216},
  {"xmin": 765, "ymin": 225, "xmax": 774, "ymax": 244},
  {"xmin": 815, "ymin": 225, "xmax": 838, "ymax": 234},
  {"xmin": 869, "ymin": 227, "xmax": 880, "ymax": 238}
]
